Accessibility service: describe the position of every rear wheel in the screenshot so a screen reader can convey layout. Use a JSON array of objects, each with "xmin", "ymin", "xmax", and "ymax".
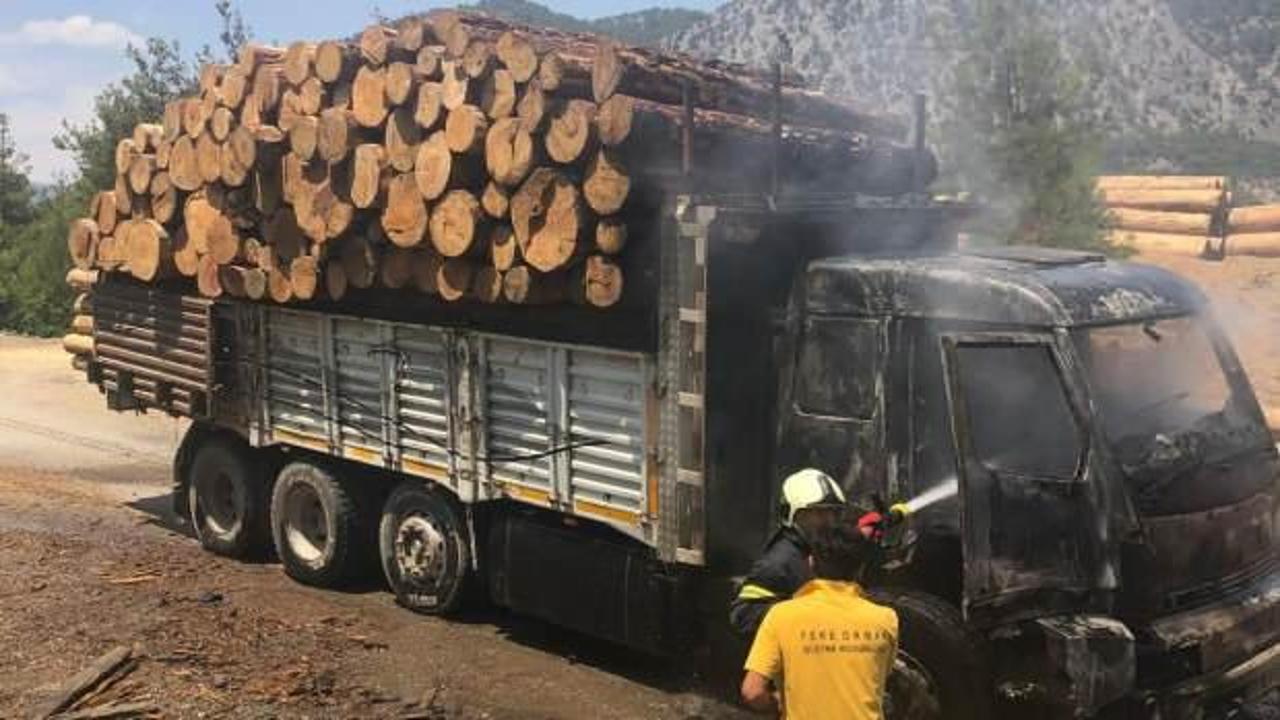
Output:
[
  {"xmin": 378, "ymin": 480, "xmax": 471, "ymax": 615},
  {"xmin": 270, "ymin": 461, "xmax": 365, "ymax": 588},
  {"xmin": 187, "ymin": 435, "xmax": 270, "ymax": 559},
  {"xmin": 872, "ymin": 589, "xmax": 992, "ymax": 720}
]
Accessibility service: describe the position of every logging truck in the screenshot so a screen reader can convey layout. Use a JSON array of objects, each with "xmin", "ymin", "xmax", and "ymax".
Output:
[
  {"xmin": 59, "ymin": 8, "xmax": 1280, "ymax": 719},
  {"xmin": 73, "ymin": 192, "xmax": 1278, "ymax": 719}
]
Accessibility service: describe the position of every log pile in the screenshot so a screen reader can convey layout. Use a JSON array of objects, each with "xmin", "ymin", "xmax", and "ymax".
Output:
[
  {"xmin": 1224, "ymin": 204, "xmax": 1280, "ymax": 258},
  {"xmin": 1099, "ymin": 176, "xmax": 1228, "ymax": 259},
  {"xmin": 63, "ymin": 10, "xmax": 918, "ymax": 319},
  {"xmin": 63, "ymin": 269, "xmax": 97, "ymax": 369}
]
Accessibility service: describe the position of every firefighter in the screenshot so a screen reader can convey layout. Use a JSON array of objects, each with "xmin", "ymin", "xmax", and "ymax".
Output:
[
  {"xmin": 729, "ymin": 468, "xmax": 848, "ymax": 638},
  {"xmin": 740, "ymin": 520, "xmax": 899, "ymax": 719}
]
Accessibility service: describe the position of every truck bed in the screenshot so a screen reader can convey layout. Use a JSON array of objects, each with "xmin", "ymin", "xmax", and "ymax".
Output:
[{"xmin": 247, "ymin": 304, "xmax": 658, "ymax": 545}]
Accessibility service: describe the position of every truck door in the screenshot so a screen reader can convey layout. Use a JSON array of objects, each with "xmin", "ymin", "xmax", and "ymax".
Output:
[
  {"xmin": 777, "ymin": 315, "xmax": 888, "ymax": 501},
  {"xmin": 940, "ymin": 332, "xmax": 1111, "ymax": 620}
]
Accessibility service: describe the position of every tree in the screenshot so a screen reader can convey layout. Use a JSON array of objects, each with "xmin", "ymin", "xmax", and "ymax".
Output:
[
  {"xmin": 0, "ymin": 113, "xmax": 34, "ymax": 232},
  {"xmin": 0, "ymin": 2, "xmax": 255, "ymax": 336},
  {"xmin": 197, "ymin": 0, "xmax": 253, "ymax": 66},
  {"xmin": 943, "ymin": 0, "xmax": 1108, "ymax": 249},
  {"xmin": 53, "ymin": 39, "xmax": 196, "ymax": 191}
]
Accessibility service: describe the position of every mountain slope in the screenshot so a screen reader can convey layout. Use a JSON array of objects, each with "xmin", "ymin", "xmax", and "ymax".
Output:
[
  {"xmin": 460, "ymin": 0, "xmax": 707, "ymax": 46},
  {"xmin": 668, "ymin": 0, "xmax": 1279, "ymax": 171}
]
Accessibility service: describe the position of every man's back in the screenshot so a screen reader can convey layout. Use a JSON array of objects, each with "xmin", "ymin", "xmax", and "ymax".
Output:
[{"xmin": 744, "ymin": 579, "xmax": 898, "ymax": 720}]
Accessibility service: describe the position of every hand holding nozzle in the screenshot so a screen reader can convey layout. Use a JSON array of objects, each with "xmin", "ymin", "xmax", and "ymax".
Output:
[{"xmin": 856, "ymin": 502, "xmax": 912, "ymax": 542}]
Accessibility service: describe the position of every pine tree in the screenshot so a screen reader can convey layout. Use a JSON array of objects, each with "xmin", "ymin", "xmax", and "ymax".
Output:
[
  {"xmin": 53, "ymin": 39, "xmax": 196, "ymax": 191},
  {"xmin": 0, "ymin": 113, "xmax": 35, "ymax": 233},
  {"xmin": 943, "ymin": 0, "xmax": 1108, "ymax": 249}
]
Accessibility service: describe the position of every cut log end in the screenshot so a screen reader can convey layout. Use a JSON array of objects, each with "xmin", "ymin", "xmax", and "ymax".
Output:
[
  {"xmin": 445, "ymin": 104, "xmax": 489, "ymax": 154},
  {"xmin": 485, "ymin": 118, "xmax": 537, "ymax": 188},
  {"xmin": 437, "ymin": 257, "xmax": 475, "ymax": 302},
  {"xmin": 67, "ymin": 218, "xmax": 100, "ymax": 271},
  {"xmin": 352, "ymin": 66, "xmax": 389, "ymax": 128},
  {"xmin": 382, "ymin": 173, "xmax": 429, "ymax": 247},
  {"xmin": 546, "ymin": 99, "xmax": 597, "ymax": 165},
  {"xmin": 430, "ymin": 189, "xmax": 484, "ymax": 257},
  {"xmin": 583, "ymin": 148, "xmax": 631, "ymax": 215},
  {"xmin": 572, "ymin": 255, "xmax": 624, "ymax": 308},
  {"xmin": 511, "ymin": 168, "xmax": 586, "ymax": 273}
]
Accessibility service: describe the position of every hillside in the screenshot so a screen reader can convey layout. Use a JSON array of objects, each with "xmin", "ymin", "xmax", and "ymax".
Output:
[
  {"xmin": 668, "ymin": 0, "xmax": 1280, "ymax": 182},
  {"xmin": 460, "ymin": 0, "xmax": 707, "ymax": 46}
]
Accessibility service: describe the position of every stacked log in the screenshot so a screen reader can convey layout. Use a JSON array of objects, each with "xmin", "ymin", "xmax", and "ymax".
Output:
[
  {"xmin": 64, "ymin": 10, "xmax": 919, "ymax": 311},
  {"xmin": 1099, "ymin": 176, "xmax": 1229, "ymax": 259},
  {"xmin": 63, "ymin": 270, "xmax": 97, "ymax": 367},
  {"xmin": 1224, "ymin": 204, "xmax": 1280, "ymax": 258}
]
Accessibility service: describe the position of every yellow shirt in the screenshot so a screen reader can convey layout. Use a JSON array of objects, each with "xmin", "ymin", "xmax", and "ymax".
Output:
[{"xmin": 744, "ymin": 579, "xmax": 898, "ymax": 720}]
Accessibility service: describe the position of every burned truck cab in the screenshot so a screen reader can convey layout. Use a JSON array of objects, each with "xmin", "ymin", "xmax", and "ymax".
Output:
[{"xmin": 774, "ymin": 246, "xmax": 1280, "ymax": 717}]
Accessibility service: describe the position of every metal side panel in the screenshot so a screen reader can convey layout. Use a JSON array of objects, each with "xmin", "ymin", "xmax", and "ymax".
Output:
[
  {"xmin": 394, "ymin": 325, "xmax": 456, "ymax": 487},
  {"xmin": 482, "ymin": 338, "xmax": 555, "ymax": 505},
  {"xmin": 331, "ymin": 317, "xmax": 388, "ymax": 466},
  {"xmin": 92, "ymin": 280, "xmax": 214, "ymax": 417},
  {"xmin": 264, "ymin": 309, "xmax": 330, "ymax": 453},
  {"xmin": 566, "ymin": 348, "xmax": 651, "ymax": 539}
]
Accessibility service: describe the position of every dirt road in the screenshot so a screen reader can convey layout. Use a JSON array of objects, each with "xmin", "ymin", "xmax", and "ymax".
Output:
[{"xmin": 0, "ymin": 334, "xmax": 738, "ymax": 719}]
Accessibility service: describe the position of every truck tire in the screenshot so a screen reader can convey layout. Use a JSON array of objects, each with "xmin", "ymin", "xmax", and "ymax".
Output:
[
  {"xmin": 187, "ymin": 434, "xmax": 270, "ymax": 559},
  {"xmin": 378, "ymin": 480, "xmax": 471, "ymax": 615},
  {"xmin": 271, "ymin": 461, "xmax": 365, "ymax": 588},
  {"xmin": 870, "ymin": 589, "xmax": 993, "ymax": 720}
]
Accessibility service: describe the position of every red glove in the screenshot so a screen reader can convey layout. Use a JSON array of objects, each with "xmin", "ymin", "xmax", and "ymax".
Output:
[{"xmin": 858, "ymin": 511, "xmax": 885, "ymax": 541}]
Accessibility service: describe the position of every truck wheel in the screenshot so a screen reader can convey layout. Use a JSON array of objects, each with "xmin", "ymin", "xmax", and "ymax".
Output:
[
  {"xmin": 871, "ymin": 589, "xmax": 993, "ymax": 720},
  {"xmin": 378, "ymin": 481, "xmax": 471, "ymax": 615},
  {"xmin": 187, "ymin": 435, "xmax": 270, "ymax": 559},
  {"xmin": 271, "ymin": 461, "xmax": 364, "ymax": 588}
]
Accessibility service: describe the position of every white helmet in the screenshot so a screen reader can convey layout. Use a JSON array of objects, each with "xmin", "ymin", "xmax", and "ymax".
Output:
[{"xmin": 780, "ymin": 468, "xmax": 847, "ymax": 525}]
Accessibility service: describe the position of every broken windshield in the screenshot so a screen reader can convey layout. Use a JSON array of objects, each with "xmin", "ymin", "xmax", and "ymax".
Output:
[{"xmin": 1074, "ymin": 316, "xmax": 1271, "ymax": 513}]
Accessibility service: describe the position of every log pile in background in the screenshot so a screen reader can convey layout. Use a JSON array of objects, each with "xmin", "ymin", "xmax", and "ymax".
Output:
[
  {"xmin": 1099, "ymin": 175, "xmax": 1280, "ymax": 261},
  {"xmin": 63, "ymin": 10, "xmax": 915, "ymax": 322},
  {"xmin": 1099, "ymin": 176, "xmax": 1228, "ymax": 258},
  {"xmin": 1225, "ymin": 204, "xmax": 1280, "ymax": 258}
]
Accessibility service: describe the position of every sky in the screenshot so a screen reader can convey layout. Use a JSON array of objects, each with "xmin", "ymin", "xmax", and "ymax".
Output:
[{"xmin": 0, "ymin": 0, "xmax": 723, "ymax": 183}]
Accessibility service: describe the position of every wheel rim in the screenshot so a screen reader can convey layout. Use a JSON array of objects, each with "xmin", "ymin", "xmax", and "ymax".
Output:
[
  {"xmin": 886, "ymin": 651, "xmax": 944, "ymax": 720},
  {"xmin": 282, "ymin": 483, "xmax": 329, "ymax": 564},
  {"xmin": 394, "ymin": 514, "xmax": 447, "ymax": 587},
  {"xmin": 197, "ymin": 468, "xmax": 241, "ymax": 537}
]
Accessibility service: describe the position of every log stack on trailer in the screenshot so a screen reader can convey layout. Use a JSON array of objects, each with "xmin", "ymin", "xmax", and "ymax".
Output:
[
  {"xmin": 61, "ymin": 9, "xmax": 922, "ymax": 334},
  {"xmin": 1098, "ymin": 175, "xmax": 1229, "ymax": 258}
]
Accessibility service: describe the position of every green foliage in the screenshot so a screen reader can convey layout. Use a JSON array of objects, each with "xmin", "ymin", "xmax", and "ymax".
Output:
[
  {"xmin": 53, "ymin": 39, "xmax": 197, "ymax": 192},
  {"xmin": 458, "ymin": 0, "xmax": 707, "ymax": 46},
  {"xmin": 1105, "ymin": 131, "xmax": 1280, "ymax": 180},
  {"xmin": 593, "ymin": 8, "xmax": 708, "ymax": 46},
  {"xmin": 942, "ymin": 0, "xmax": 1109, "ymax": 250},
  {"xmin": 0, "ymin": 185, "xmax": 83, "ymax": 335},
  {"xmin": 0, "ymin": 114, "xmax": 35, "ymax": 232},
  {"xmin": 0, "ymin": 33, "xmax": 206, "ymax": 336},
  {"xmin": 197, "ymin": 0, "xmax": 254, "ymax": 66}
]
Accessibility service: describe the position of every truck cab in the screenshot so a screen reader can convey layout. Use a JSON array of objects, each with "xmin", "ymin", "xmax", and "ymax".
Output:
[{"xmin": 771, "ymin": 246, "xmax": 1279, "ymax": 717}]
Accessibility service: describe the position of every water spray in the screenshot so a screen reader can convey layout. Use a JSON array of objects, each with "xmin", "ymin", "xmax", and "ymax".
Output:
[
  {"xmin": 858, "ymin": 478, "xmax": 960, "ymax": 542},
  {"xmin": 901, "ymin": 478, "xmax": 959, "ymax": 514}
]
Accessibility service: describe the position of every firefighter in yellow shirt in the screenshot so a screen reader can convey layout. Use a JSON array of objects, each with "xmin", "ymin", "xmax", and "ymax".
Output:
[{"xmin": 741, "ymin": 520, "xmax": 898, "ymax": 720}]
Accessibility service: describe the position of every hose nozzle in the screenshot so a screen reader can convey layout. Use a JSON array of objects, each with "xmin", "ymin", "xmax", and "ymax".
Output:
[{"xmin": 888, "ymin": 502, "xmax": 912, "ymax": 521}]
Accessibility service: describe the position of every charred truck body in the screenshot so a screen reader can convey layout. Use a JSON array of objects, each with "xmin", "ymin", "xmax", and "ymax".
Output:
[{"xmin": 82, "ymin": 194, "xmax": 1280, "ymax": 718}]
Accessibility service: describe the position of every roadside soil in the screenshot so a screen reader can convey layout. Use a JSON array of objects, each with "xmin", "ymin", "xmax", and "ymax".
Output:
[{"xmin": 0, "ymin": 335, "xmax": 740, "ymax": 719}]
